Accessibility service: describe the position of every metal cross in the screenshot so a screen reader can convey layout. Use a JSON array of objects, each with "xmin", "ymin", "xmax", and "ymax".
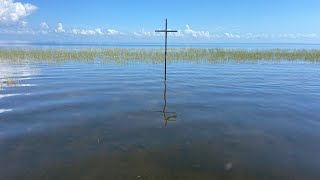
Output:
[{"xmin": 155, "ymin": 19, "xmax": 177, "ymax": 80}]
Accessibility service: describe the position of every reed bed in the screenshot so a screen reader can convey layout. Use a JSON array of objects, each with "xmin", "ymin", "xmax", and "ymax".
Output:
[{"xmin": 0, "ymin": 48, "xmax": 320, "ymax": 63}]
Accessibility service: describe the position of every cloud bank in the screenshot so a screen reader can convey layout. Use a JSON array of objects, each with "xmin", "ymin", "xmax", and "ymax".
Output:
[
  {"xmin": 1, "ymin": 20, "xmax": 320, "ymax": 42},
  {"xmin": 0, "ymin": 0, "xmax": 37, "ymax": 26},
  {"xmin": 70, "ymin": 28, "xmax": 121, "ymax": 36}
]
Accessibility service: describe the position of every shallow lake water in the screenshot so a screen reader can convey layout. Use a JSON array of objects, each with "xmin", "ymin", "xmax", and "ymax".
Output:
[{"xmin": 0, "ymin": 59, "xmax": 320, "ymax": 179}]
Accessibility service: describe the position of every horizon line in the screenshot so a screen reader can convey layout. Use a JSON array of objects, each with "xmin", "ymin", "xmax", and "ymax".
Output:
[{"xmin": 1, "ymin": 42, "xmax": 320, "ymax": 46}]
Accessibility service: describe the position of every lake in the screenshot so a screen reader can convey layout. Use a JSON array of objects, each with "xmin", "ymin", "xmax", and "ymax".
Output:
[{"xmin": 1, "ymin": 44, "xmax": 320, "ymax": 179}]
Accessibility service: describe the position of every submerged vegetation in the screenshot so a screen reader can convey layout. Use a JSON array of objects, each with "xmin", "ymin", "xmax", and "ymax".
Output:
[
  {"xmin": 0, "ymin": 77, "xmax": 19, "ymax": 89},
  {"xmin": 1, "ymin": 48, "xmax": 320, "ymax": 62}
]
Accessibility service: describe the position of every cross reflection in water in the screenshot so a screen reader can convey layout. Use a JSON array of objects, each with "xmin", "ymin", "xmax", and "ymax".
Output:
[{"xmin": 161, "ymin": 80, "xmax": 177, "ymax": 127}]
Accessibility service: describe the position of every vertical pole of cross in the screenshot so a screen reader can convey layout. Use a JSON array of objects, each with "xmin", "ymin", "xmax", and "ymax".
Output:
[
  {"xmin": 155, "ymin": 19, "xmax": 177, "ymax": 81},
  {"xmin": 164, "ymin": 19, "xmax": 168, "ymax": 80}
]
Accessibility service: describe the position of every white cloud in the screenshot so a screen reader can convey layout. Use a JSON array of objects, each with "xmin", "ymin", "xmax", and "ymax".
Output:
[
  {"xmin": 107, "ymin": 29, "xmax": 120, "ymax": 35},
  {"xmin": 0, "ymin": 0, "xmax": 37, "ymax": 26},
  {"xmin": 277, "ymin": 33, "xmax": 320, "ymax": 39},
  {"xmin": 244, "ymin": 33, "xmax": 269, "ymax": 39},
  {"xmin": 133, "ymin": 31, "xmax": 142, "ymax": 36},
  {"xmin": 241, "ymin": 33, "xmax": 320, "ymax": 40},
  {"xmin": 133, "ymin": 25, "xmax": 212, "ymax": 39},
  {"xmin": 280, "ymin": 33, "xmax": 297, "ymax": 39},
  {"xmin": 55, "ymin": 23, "xmax": 65, "ymax": 33},
  {"xmin": 39, "ymin": 22, "xmax": 49, "ymax": 34},
  {"xmin": 169, "ymin": 29, "xmax": 184, "ymax": 37},
  {"xmin": 40, "ymin": 22, "xmax": 49, "ymax": 29},
  {"xmin": 133, "ymin": 28, "xmax": 158, "ymax": 37},
  {"xmin": 95, "ymin": 28, "xmax": 103, "ymax": 35},
  {"xmin": 72, "ymin": 29, "xmax": 93, "ymax": 35},
  {"xmin": 71, "ymin": 28, "xmax": 124, "ymax": 36},
  {"xmin": 298, "ymin": 33, "xmax": 319, "ymax": 38},
  {"xmin": 184, "ymin": 25, "xmax": 211, "ymax": 38},
  {"xmin": 71, "ymin": 28, "xmax": 106, "ymax": 35},
  {"xmin": 224, "ymin": 33, "xmax": 241, "ymax": 39},
  {"xmin": 20, "ymin": 20, "xmax": 27, "ymax": 27},
  {"xmin": 134, "ymin": 25, "xmax": 233, "ymax": 39}
]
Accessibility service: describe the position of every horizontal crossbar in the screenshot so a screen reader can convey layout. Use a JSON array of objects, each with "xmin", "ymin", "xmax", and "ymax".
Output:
[{"xmin": 155, "ymin": 30, "xmax": 178, "ymax": 33}]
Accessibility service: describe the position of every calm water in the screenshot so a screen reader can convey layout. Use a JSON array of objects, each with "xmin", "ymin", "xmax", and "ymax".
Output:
[{"xmin": 1, "ymin": 55, "xmax": 320, "ymax": 179}]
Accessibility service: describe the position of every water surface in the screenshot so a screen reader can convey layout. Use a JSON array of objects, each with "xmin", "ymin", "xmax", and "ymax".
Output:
[{"xmin": 0, "ymin": 59, "xmax": 320, "ymax": 179}]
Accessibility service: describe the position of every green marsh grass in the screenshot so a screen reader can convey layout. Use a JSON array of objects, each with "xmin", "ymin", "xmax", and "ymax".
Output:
[{"xmin": 1, "ymin": 48, "xmax": 320, "ymax": 63}]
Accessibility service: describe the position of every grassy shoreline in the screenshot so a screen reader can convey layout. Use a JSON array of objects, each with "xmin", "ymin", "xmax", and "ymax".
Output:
[{"xmin": 1, "ymin": 48, "xmax": 320, "ymax": 62}]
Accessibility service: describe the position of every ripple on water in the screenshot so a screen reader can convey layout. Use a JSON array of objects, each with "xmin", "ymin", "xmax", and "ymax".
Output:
[
  {"xmin": 0, "ymin": 109, "xmax": 12, "ymax": 114},
  {"xmin": 0, "ymin": 60, "xmax": 320, "ymax": 179}
]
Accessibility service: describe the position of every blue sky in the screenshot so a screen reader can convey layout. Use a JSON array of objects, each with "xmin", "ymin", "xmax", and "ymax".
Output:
[{"xmin": 1, "ymin": 0, "xmax": 320, "ymax": 43}]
